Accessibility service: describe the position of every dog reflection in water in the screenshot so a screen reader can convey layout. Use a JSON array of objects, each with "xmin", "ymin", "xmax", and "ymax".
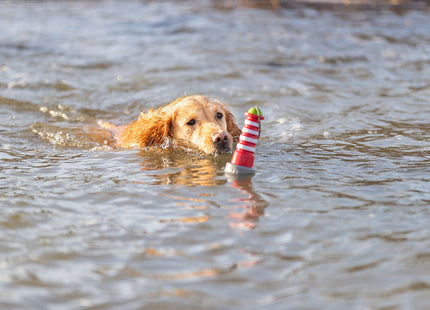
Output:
[{"xmin": 137, "ymin": 150, "xmax": 229, "ymax": 187}]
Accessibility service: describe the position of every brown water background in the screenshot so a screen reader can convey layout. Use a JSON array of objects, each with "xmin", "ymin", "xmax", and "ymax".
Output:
[{"xmin": 1, "ymin": 1, "xmax": 430, "ymax": 309}]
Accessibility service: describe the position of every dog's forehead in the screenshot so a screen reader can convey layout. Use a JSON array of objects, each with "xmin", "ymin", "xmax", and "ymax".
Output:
[{"xmin": 176, "ymin": 98, "xmax": 223, "ymax": 115}]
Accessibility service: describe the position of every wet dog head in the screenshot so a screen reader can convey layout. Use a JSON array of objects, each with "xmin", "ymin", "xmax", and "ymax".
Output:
[
  {"xmin": 168, "ymin": 95, "xmax": 240, "ymax": 154},
  {"xmin": 116, "ymin": 95, "xmax": 241, "ymax": 155}
]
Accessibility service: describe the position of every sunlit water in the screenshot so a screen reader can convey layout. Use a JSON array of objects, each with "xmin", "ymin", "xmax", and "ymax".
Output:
[{"xmin": 1, "ymin": 0, "xmax": 430, "ymax": 309}]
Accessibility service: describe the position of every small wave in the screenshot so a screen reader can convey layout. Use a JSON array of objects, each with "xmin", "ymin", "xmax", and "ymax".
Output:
[
  {"xmin": 60, "ymin": 61, "xmax": 114, "ymax": 70},
  {"xmin": 276, "ymin": 117, "xmax": 305, "ymax": 141},
  {"xmin": 0, "ymin": 95, "xmax": 39, "ymax": 113},
  {"xmin": 1, "ymin": 65, "xmax": 74, "ymax": 90},
  {"xmin": 319, "ymin": 55, "xmax": 368, "ymax": 64},
  {"xmin": 7, "ymin": 80, "xmax": 75, "ymax": 91},
  {"xmin": 38, "ymin": 104, "xmax": 95, "ymax": 123},
  {"xmin": 31, "ymin": 122, "xmax": 115, "ymax": 150}
]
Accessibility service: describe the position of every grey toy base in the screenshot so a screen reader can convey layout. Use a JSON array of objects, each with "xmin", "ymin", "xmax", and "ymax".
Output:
[{"xmin": 224, "ymin": 162, "xmax": 255, "ymax": 176}]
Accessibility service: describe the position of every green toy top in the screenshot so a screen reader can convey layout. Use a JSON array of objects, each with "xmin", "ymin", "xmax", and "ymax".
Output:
[{"xmin": 247, "ymin": 107, "xmax": 263, "ymax": 116}]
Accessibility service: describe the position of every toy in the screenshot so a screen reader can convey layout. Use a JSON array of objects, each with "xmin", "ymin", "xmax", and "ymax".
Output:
[{"xmin": 225, "ymin": 106, "xmax": 264, "ymax": 176}]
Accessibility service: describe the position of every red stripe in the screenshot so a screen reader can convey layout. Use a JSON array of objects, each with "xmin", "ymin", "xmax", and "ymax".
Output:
[
  {"xmin": 241, "ymin": 133, "xmax": 258, "ymax": 139},
  {"xmin": 239, "ymin": 140, "xmax": 256, "ymax": 147},
  {"xmin": 244, "ymin": 125, "xmax": 259, "ymax": 132}
]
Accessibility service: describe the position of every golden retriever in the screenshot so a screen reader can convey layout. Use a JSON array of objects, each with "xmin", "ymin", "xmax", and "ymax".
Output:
[{"xmin": 101, "ymin": 95, "xmax": 241, "ymax": 154}]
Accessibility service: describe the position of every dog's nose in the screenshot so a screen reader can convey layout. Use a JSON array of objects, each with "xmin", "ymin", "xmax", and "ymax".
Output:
[
  {"xmin": 213, "ymin": 132, "xmax": 230, "ymax": 154},
  {"xmin": 213, "ymin": 132, "xmax": 229, "ymax": 145}
]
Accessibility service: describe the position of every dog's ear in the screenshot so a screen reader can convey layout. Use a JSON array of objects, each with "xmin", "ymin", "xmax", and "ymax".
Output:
[
  {"xmin": 117, "ymin": 109, "xmax": 172, "ymax": 148},
  {"xmin": 225, "ymin": 109, "xmax": 241, "ymax": 142},
  {"xmin": 138, "ymin": 111, "xmax": 172, "ymax": 147}
]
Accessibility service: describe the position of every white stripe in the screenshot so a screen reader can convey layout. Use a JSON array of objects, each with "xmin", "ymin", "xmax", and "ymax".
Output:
[
  {"xmin": 237, "ymin": 143, "xmax": 256, "ymax": 152},
  {"xmin": 239, "ymin": 134, "xmax": 258, "ymax": 144},
  {"xmin": 242, "ymin": 127, "xmax": 259, "ymax": 136},
  {"xmin": 244, "ymin": 119, "xmax": 259, "ymax": 128}
]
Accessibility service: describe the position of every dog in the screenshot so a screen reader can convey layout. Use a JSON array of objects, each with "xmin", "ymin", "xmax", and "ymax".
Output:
[{"xmin": 100, "ymin": 95, "xmax": 241, "ymax": 155}]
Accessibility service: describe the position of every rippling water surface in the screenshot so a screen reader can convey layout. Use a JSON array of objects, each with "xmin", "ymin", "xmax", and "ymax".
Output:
[{"xmin": 1, "ymin": 0, "xmax": 430, "ymax": 309}]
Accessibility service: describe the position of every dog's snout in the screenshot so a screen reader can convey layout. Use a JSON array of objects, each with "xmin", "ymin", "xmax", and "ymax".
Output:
[
  {"xmin": 213, "ymin": 132, "xmax": 228, "ymax": 144},
  {"xmin": 212, "ymin": 131, "xmax": 231, "ymax": 154}
]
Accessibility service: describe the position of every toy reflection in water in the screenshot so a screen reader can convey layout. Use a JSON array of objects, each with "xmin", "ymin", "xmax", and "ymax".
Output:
[{"xmin": 227, "ymin": 174, "xmax": 269, "ymax": 230}]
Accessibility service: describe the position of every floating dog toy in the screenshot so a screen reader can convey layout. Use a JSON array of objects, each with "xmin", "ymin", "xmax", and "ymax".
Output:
[{"xmin": 225, "ymin": 107, "xmax": 264, "ymax": 176}]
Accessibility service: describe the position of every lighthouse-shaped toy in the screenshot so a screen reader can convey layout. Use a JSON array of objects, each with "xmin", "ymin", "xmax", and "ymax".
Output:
[{"xmin": 225, "ymin": 107, "xmax": 264, "ymax": 176}]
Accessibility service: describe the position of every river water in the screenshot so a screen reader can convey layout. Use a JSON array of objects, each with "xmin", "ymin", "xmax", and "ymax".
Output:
[{"xmin": 1, "ymin": 0, "xmax": 430, "ymax": 309}]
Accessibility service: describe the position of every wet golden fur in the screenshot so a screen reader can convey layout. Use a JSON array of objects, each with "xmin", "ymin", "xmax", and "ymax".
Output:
[{"xmin": 106, "ymin": 95, "xmax": 241, "ymax": 154}]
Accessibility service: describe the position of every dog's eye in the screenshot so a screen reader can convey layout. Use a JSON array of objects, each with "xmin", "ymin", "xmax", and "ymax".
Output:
[
  {"xmin": 187, "ymin": 119, "xmax": 196, "ymax": 126},
  {"xmin": 216, "ymin": 112, "xmax": 223, "ymax": 119}
]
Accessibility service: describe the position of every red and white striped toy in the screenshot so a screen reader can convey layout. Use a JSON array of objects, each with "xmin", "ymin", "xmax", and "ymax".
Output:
[{"xmin": 225, "ymin": 107, "xmax": 264, "ymax": 176}]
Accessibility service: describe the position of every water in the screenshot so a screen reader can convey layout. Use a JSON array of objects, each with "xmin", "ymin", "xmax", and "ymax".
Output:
[{"xmin": 1, "ymin": 0, "xmax": 430, "ymax": 309}]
